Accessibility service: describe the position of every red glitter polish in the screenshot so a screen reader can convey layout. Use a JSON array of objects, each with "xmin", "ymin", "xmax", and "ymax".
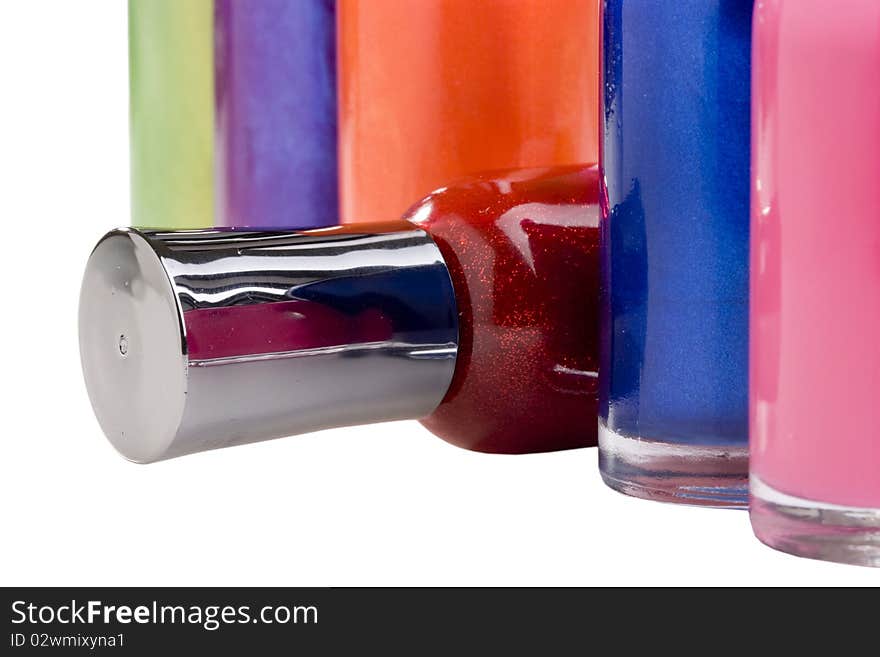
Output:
[
  {"xmin": 79, "ymin": 166, "xmax": 600, "ymax": 462},
  {"xmin": 409, "ymin": 165, "xmax": 601, "ymax": 453}
]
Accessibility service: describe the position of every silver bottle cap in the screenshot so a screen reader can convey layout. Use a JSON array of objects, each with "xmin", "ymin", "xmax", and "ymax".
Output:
[{"xmin": 79, "ymin": 223, "xmax": 459, "ymax": 463}]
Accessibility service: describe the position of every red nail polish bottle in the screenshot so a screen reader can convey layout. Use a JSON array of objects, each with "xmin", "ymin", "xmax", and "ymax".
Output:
[
  {"xmin": 411, "ymin": 165, "xmax": 601, "ymax": 453},
  {"xmin": 78, "ymin": 165, "xmax": 600, "ymax": 462}
]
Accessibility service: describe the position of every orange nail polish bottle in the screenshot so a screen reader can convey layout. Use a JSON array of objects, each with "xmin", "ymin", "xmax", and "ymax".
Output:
[{"xmin": 338, "ymin": 0, "xmax": 599, "ymax": 223}]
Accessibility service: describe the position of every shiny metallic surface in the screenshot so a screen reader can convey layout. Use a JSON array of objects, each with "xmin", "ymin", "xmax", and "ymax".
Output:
[{"xmin": 79, "ymin": 223, "xmax": 459, "ymax": 463}]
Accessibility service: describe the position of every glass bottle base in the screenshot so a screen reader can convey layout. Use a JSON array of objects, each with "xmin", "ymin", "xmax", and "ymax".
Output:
[
  {"xmin": 598, "ymin": 421, "xmax": 749, "ymax": 508},
  {"xmin": 750, "ymin": 476, "xmax": 880, "ymax": 568}
]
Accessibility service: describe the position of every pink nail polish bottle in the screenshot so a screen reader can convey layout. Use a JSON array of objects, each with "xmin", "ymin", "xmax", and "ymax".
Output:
[{"xmin": 750, "ymin": 0, "xmax": 880, "ymax": 566}]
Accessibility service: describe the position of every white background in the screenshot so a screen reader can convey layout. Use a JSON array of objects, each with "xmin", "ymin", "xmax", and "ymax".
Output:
[{"xmin": 0, "ymin": 1, "xmax": 876, "ymax": 587}]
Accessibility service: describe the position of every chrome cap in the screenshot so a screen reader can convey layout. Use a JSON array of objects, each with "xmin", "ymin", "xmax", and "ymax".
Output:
[{"xmin": 79, "ymin": 224, "xmax": 458, "ymax": 463}]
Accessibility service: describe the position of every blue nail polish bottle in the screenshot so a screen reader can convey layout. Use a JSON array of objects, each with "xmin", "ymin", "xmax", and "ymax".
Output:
[{"xmin": 598, "ymin": 0, "xmax": 752, "ymax": 507}]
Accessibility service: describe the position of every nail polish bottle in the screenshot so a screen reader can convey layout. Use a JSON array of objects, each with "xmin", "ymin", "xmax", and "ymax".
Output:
[
  {"xmin": 750, "ymin": 0, "xmax": 880, "ymax": 566},
  {"xmin": 337, "ymin": 0, "xmax": 599, "ymax": 223},
  {"xmin": 129, "ymin": 0, "xmax": 214, "ymax": 229},
  {"xmin": 79, "ymin": 166, "xmax": 600, "ymax": 462},
  {"xmin": 599, "ymin": 1, "xmax": 752, "ymax": 506},
  {"xmin": 130, "ymin": 1, "xmax": 338, "ymax": 231},
  {"xmin": 408, "ymin": 165, "xmax": 601, "ymax": 454},
  {"xmin": 215, "ymin": 0, "xmax": 338, "ymax": 229}
]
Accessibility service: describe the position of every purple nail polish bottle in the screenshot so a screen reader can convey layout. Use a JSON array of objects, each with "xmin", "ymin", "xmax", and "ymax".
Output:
[{"xmin": 214, "ymin": 0, "xmax": 338, "ymax": 229}]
